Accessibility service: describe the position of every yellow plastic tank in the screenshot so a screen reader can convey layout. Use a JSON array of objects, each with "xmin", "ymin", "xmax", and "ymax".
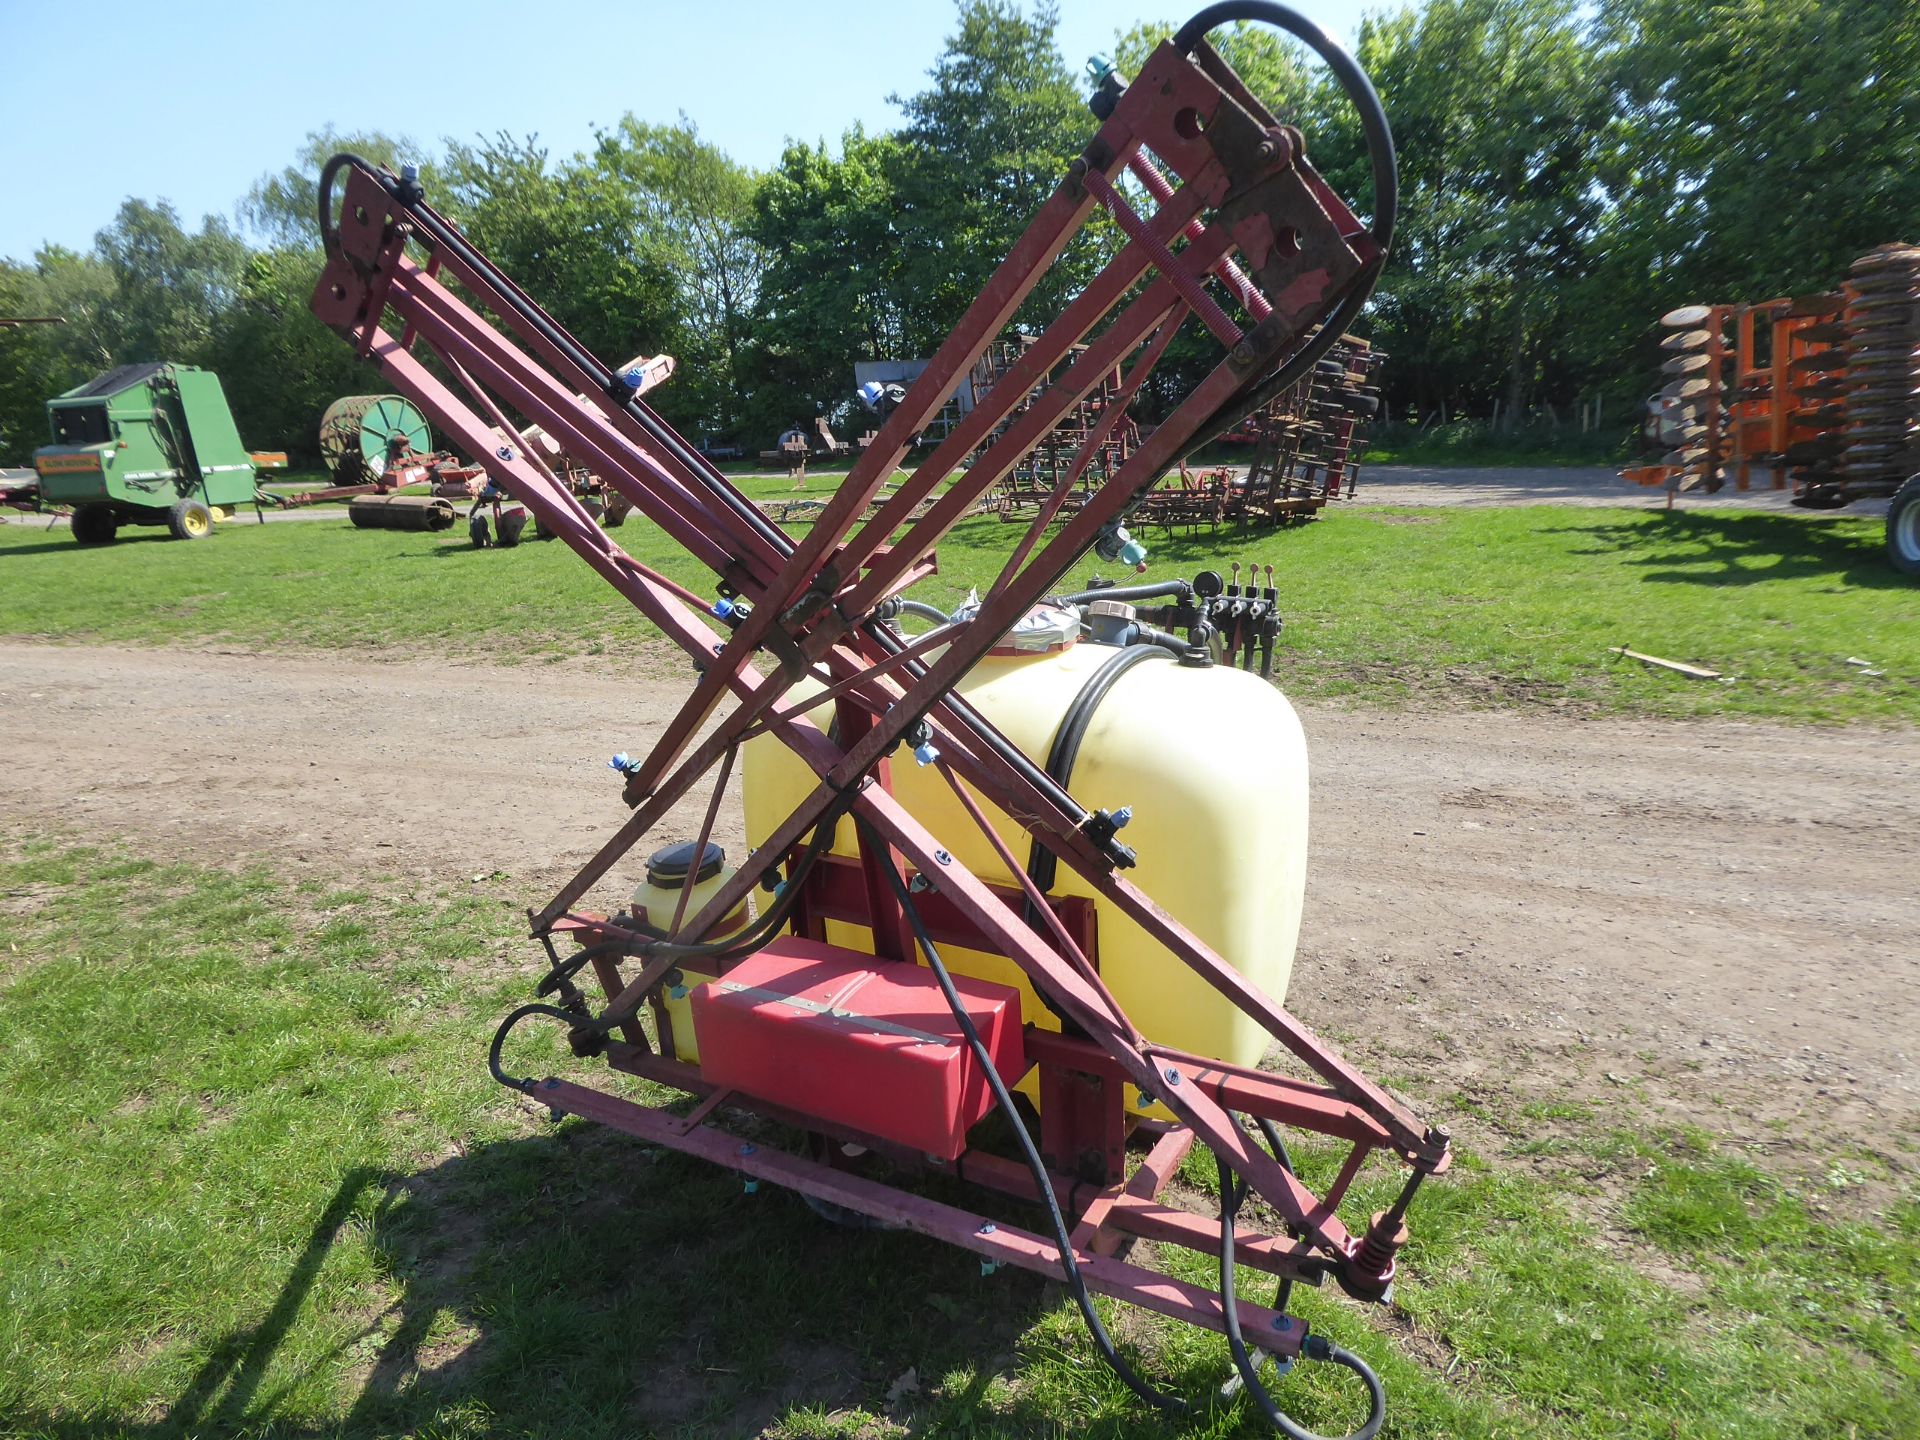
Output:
[
  {"xmin": 629, "ymin": 840, "xmax": 752, "ymax": 940},
  {"xmin": 633, "ymin": 840, "xmax": 752, "ymax": 1066},
  {"xmin": 739, "ymin": 621, "xmax": 1309, "ymax": 1102}
]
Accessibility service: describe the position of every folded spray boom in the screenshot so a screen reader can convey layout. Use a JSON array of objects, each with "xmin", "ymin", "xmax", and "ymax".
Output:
[{"xmin": 311, "ymin": 7, "xmax": 1448, "ymax": 1431}]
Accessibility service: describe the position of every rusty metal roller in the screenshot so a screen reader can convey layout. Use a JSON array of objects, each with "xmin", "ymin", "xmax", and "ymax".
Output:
[
  {"xmin": 1842, "ymin": 244, "xmax": 1920, "ymax": 486},
  {"xmin": 347, "ymin": 494, "xmax": 457, "ymax": 531}
]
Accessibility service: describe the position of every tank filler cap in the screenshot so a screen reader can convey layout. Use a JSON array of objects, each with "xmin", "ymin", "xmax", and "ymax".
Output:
[
  {"xmin": 646, "ymin": 840, "xmax": 726, "ymax": 889},
  {"xmin": 1084, "ymin": 598, "xmax": 1138, "ymax": 647},
  {"xmin": 988, "ymin": 602, "xmax": 1080, "ymax": 656}
]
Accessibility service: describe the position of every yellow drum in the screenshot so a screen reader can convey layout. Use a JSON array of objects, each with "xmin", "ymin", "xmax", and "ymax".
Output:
[{"xmin": 740, "ymin": 626, "xmax": 1309, "ymax": 1100}]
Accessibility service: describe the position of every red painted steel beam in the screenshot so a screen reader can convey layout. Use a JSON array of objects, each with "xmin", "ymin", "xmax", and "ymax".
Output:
[
  {"xmin": 835, "ymin": 181, "xmax": 1213, "ymax": 569},
  {"xmin": 533, "ymin": 1074, "xmax": 1312, "ymax": 1356},
  {"xmin": 1024, "ymin": 1029, "xmax": 1398, "ymax": 1154}
]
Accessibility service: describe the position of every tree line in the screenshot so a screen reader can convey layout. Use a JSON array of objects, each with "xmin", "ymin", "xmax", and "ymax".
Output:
[{"xmin": 4, "ymin": 0, "xmax": 1917, "ymax": 469}]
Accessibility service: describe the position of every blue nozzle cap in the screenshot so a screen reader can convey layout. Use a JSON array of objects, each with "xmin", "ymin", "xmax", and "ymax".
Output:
[
  {"xmin": 1087, "ymin": 54, "xmax": 1115, "ymax": 82},
  {"xmin": 1118, "ymin": 538, "xmax": 1148, "ymax": 568},
  {"xmin": 620, "ymin": 367, "xmax": 644, "ymax": 391},
  {"xmin": 710, "ymin": 596, "xmax": 737, "ymax": 620},
  {"xmin": 609, "ymin": 753, "xmax": 640, "ymax": 774},
  {"xmin": 1112, "ymin": 806, "xmax": 1133, "ymax": 830},
  {"xmin": 913, "ymin": 741, "xmax": 940, "ymax": 768}
]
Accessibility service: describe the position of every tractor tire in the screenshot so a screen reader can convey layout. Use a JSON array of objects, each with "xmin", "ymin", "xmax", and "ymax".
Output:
[
  {"xmin": 71, "ymin": 504, "xmax": 118, "ymax": 546},
  {"xmin": 168, "ymin": 499, "xmax": 214, "ymax": 541},
  {"xmin": 1887, "ymin": 474, "xmax": 1920, "ymax": 578}
]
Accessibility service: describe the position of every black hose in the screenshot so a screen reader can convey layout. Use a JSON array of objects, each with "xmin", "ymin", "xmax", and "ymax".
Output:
[
  {"xmin": 505, "ymin": 786, "xmax": 857, "ymax": 1073},
  {"xmin": 861, "ymin": 618, "xmax": 1094, "ymax": 832},
  {"xmin": 612, "ymin": 785, "xmax": 856, "ymax": 971},
  {"xmin": 1026, "ymin": 644, "xmax": 1171, "ymax": 900},
  {"xmin": 1172, "ymin": 3, "xmax": 1396, "ymax": 258},
  {"xmin": 1055, "ymin": 579, "xmax": 1193, "ymax": 605},
  {"xmin": 897, "ymin": 599, "xmax": 953, "ymax": 625},
  {"xmin": 316, "ymin": 151, "xmax": 361, "ymax": 253},
  {"xmin": 1164, "ymin": 2, "xmax": 1399, "ymax": 453},
  {"xmin": 535, "ymin": 938, "xmax": 641, "ymax": 997},
  {"xmin": 1016, "ymin": 642, "xmax": 1171, "ymax": 1030},
  {"xmin": 1217, "ymin": 1153, "xmax": 1387, "ymax": 1440},
  {"xmin": 1226, "ymin": 1113, "xmax": 1300, "ymax": 1316},
  {"xmin": 1132, "ymin": 623, "xmax": 1194, "ymax": 656},
  {"xmin": 489, "ymin": 1002, "xmax": 590, "ymax": 1092},
  {"xmin": 861, "ymin": 820, "xmax": 1187, "ymax": 1419}
]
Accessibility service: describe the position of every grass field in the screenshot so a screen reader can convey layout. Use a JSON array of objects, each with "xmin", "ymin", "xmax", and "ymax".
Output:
[
  {"xmin": 1362, "ymin": 421, "xmax": 1632, "ymax": 470},
  {"xmin": 1, "ymin": 835, "xmax": 1914, "ymax": 1439},
  {"xmin": 3, "ymin": 486, "xmax": 1915, "ymax": 725}
]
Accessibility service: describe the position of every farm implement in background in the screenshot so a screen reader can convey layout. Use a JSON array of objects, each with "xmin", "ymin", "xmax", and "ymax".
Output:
[
  {"xmin": 310, "ymin": 5, "xmax": 1442, "ymax": 1434},
  {"xmin": 1132, "ymin": 334, "xmax": 1383, "ymax": 534},
  {"xmin": 1625, "ymin": 244, "xmax": 1920, "ymax": 576},
  {"xmin": 30, "ymin": 363, "xmax": 286, "ymax": 543},
  {"xmin": 268, "ymin": 393, "xmax": 473, "ymax": 531}
]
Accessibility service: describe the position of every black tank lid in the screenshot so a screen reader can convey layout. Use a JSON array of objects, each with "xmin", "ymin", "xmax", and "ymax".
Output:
[{"xmin": 646, "ymin": 840, "xmax": 725, "ymax": 888}]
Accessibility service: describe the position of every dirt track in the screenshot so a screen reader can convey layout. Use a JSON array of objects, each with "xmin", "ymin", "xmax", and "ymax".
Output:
[{"xmin": 2, "ymin": 641, "xmax": 1913, "ymax": 1162}]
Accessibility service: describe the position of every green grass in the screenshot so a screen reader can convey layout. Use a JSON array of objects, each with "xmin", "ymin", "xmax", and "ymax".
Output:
[
  {"xmin": 1363, "ymin": 420, "xmax": 1633, "ymax": 469},
  {"xmin": 4, "ymin": 487, "xmax": 1915, "ymax": 724},
  {"xmin": 0, "ymin": 835, "xmax": 1914, "ymax": 1438}
]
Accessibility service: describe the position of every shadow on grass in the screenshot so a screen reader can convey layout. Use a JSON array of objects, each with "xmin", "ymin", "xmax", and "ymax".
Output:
[
  {"xmin": 16, "ymin": 1126, "xmax": 1085, "ymax": 1440},
  {"xmin": 1567, "ymin": 511, "xmax": 1900, "ymax": 589},
  {"xmin": 0, "ymin": 533, "xmax": 185, "ymax": 557}
]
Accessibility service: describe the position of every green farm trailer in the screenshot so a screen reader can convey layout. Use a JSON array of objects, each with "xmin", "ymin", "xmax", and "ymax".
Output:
[{"xmin": 31, "ymin": 362, "xmax": 286, "ymax": 543}]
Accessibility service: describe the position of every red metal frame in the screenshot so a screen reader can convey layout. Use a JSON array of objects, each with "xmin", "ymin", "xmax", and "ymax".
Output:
[{"xmin": 310, "ymin": 29, "xmax": 1447, "ymax": 1369}]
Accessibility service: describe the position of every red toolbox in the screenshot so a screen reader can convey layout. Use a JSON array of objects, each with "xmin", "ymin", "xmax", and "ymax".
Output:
[{"xmin": 689, "ymin": 935, "xmax": 1025, "ymax": 1160}]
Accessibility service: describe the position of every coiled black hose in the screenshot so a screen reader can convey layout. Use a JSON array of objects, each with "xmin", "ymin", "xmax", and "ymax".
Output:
[
  {"xmin": 1166, "ymin": 1, "xmax": 1399, "ymax": 452},
  {"xmin": 489, "ymin": 1002, "xmax": 591, "ymax": 1093}
]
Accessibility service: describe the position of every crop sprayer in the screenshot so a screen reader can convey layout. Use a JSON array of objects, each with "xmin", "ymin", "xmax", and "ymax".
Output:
[{"xmin": 310, "ymin": 5, "xmax": 1450, "ymax": 1433}]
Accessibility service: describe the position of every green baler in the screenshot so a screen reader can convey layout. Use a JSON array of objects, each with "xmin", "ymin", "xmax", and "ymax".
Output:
[{"xmin": 32, "ymin": 362, "xmax": 286, "ymax": 543}]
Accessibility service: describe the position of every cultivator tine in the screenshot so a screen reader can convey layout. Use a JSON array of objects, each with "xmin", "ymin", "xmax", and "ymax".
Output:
[
  {"xmin": 1842, "ymin": 244, "xmax": 1920, "ymax": 490},
  {"xmin": 1631, "ymin": 260, "xmax": 1920, "ymax": 509}
]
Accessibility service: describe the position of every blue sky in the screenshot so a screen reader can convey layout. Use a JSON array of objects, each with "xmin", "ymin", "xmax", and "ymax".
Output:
[{"xmin": 0, "ymin": 0, "xmax": 1380, "ymax": 262}]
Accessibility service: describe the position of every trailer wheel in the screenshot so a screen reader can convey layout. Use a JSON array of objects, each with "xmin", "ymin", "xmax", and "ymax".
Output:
[
  {"xmin": 1888, "ymin": 474, "xmax": 1920, "ymax": 578},
  {"xmin": 167, "ymin": 499, "xmax": 214, "ymax": 540},
  {"xmin": 71, "ymin": 504, "xmax": 118, "ymax": 546}
]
